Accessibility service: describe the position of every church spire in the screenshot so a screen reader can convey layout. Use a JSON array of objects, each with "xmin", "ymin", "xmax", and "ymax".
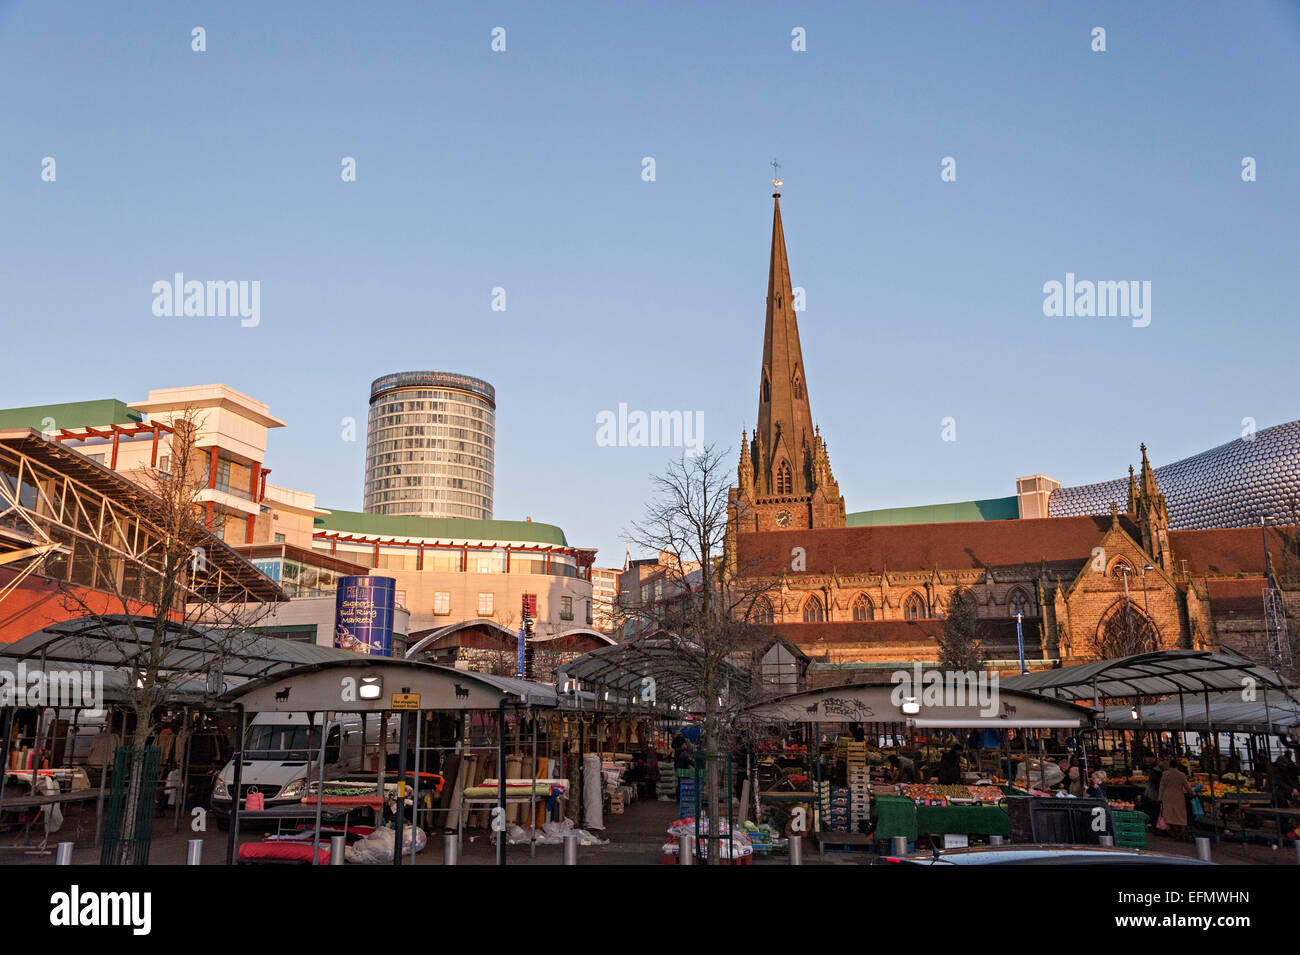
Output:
[
  {"xmin": 756, "ymin": 188, "xmax": 815, "ymax": 492},
  {"xmin": 733, "ymin": 180, "xmax": 845, "ymax": 533}
]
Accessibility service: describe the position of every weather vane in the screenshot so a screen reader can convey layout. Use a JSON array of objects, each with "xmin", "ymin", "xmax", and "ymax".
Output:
[{"xmin": 770, "ymin": 159, "xmax": 783, "ymax": 188}]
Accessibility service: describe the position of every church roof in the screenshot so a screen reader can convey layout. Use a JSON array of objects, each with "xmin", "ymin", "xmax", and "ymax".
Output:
[
  {"xmin": 1166, "ymin": 525, "xmax": 1293, "ymax": 577},
  {"xmin": 737, "ymin": 515, "xmax": 1131, "ymax": 574}
]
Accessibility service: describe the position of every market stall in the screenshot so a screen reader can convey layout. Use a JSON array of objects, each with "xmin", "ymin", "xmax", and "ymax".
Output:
[{"xmin": 743, "ymin": 682, "xmax": 1093, "ymax": 852}]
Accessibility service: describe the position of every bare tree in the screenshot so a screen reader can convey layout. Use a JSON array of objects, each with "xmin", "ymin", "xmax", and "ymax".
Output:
[
  {"xmin": 626, "ymin": 445, "xmax": 779, "ymax": 863},
  {"xmin": 56, "ymin": 408, "xmax": 276, "ymax": 862}
]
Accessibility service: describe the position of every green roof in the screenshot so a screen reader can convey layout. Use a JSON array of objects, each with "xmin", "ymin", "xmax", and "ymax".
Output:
[
  {"xmin": 315, "ymin": 508, "xmax": 570, "ymax": 547},
  {"xmin": 846, "ymin": 495, "xmax": 1020, "ymax": 527},
  {"xmin": 0, "ymin": 399, "xmax": 141, "ymax": 432}
]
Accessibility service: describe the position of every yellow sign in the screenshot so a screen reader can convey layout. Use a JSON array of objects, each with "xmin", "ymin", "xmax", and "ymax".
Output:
[{"xmin": 390, "ymin": 693, "xmax": 420, "ymax": 710}]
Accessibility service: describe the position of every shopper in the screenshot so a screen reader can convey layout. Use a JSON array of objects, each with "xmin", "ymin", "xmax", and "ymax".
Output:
[
  {"xmin": 1157, "ymin": 759, "xmax": 1194, "ymax": 840},
  {"xmin": 1087, "ymin": 770, "xmax": 1108, "ymax": 801},
  {"xmin": 936, "ymin": 746, "xmax": 962, "ymax": 785},
  {"xmin": 888, "ymin": 754, "xmax": 917, "ymax": 783},
  {"xmin": 1270, "ymin": 754, "xmax": 1300, "ymax": 807}
]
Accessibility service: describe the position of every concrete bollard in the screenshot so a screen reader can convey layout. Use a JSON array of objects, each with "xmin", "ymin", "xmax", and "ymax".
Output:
[
  {"xmin": 444, "ymin": 833, "xmax": 459, "ymax": 866},
  {"xmin": 989, "ymin": 835, "xmax": 1005, "ymax": 846},
  {"xmin": 679, "ymin": 833, "xmax": 694, "ymax": 866},
  {"xmin": 1195, "ymin": 837, "xmax": 1212, "ymax": 862},
  {"xmin": 186, "ymin": 839, "xmax": 203, "ymax": 865},
  {"xmin": 891, "ymin": 836, "xmax": 909, "ymax": 857},
  {"xmin": 788, "ymin": 834, "xmax": 803, "ymax": 865},
  {"xmin": 55, "ymin": 842, "xmax": 74, "ymax": 865},
  {"xmin": 1098, "ymin": 835, "xmax": 1115, "ymax": 847},
  {"xmin": 330, "ymin": 835, "xmax": 346, "ymax": 865},
  {"xmin": 563, "ymin": 833, "xmax": 579, "ymax": 866}
]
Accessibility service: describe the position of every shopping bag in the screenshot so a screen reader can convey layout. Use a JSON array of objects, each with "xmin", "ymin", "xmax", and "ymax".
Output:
[
  {"xmin": 1190, "ymin": 797, "xmax": 1204, "ymax": 819},
  {"xmin": 245, "ymin": 787, "xmax": 264, "ymax": 812},
  {"xmin": 1156, "ymin": 814, "xmax": 1169, "ymax": 831}
]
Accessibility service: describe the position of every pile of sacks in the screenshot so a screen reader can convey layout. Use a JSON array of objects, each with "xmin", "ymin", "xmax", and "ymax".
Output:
[
  {"xmin": 662, "ymin": 816, "xmax": 753, "ymax": 861},
  {"xmin": 505, "ymin": 817, "xmax": 608, "ymax": 846},
  {"xmin": 345, "ymin": 826, "xmax": 428, "ymax": 864}
]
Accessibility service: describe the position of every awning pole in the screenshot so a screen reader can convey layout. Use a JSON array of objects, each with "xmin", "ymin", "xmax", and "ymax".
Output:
[
  {"xmin": 0, "ymin": 706, "xmax": 15, "ymax": 823},
  {"xmin": 225, "ymin": 704, "xmax": 246, "ymax": 866},
  {"xmin": 496, "ymin": 700, "xmax": 507, "ymax": 867},
  {"xmin": 311, "ymin": 710, "xmax": 329, "ymax": 866},
  {"xmin": 393, "ymin": 703, "xmax": 409, "ymax": 867},
  {"xmin": 530, "ymin": 710, "xmax": 538, "ymax": 858},
  {"xmin": 409, "ymin": 711, "xmax": 422, "ymax": 866}
]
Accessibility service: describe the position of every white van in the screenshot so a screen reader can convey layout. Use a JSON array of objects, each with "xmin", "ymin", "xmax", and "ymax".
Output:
[{"xmin": 211, "ymin": 712, "xmax": 400, "ymax": 826}]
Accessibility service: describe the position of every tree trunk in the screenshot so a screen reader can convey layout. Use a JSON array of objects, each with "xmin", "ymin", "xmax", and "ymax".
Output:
[{"xmin": 704, "ymin": 695, "xmax": 721, "ymax": 866}]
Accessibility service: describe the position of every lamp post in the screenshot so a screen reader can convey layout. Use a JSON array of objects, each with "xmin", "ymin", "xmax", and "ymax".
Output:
[
  {"xmin": 1140, "ymin": 563, "xmax": 1153, "ymax": 620},
  {"xmin": 1120, "ymin": 565, "xmax": 1135, "ymax": 655},
  {"xmin": 1015, "ymin": 610, "xmax": 1028, "ymax": 675}
]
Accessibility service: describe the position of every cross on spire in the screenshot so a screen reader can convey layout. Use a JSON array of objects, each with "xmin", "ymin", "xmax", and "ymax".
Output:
[{"xmin": 770, "ymin": 159, "xmax": 783, "ymax": 190}]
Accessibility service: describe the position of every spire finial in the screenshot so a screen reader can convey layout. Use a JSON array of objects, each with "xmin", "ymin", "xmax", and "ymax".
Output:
[{"xmin": 770, "ymin": 158, "xmax": 783, "ymax": 194}]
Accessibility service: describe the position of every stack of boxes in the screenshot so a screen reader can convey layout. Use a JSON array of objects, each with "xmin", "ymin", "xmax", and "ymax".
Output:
[
  {"xmin": 814, "ymin": 778, "xmax": 831, "ymax": 830},
  {"xmin": 849, "ymin": 766, "xmax": 871, "ymax": 831},
  {"xmin": 655, "ymin": 763, "xmax": 677, "ymax": 801},
  {"xmin": 844, "ymin": 740, "xmax": 868, "ymax": 832},
  {"xmin": 677, "ymin": 768, "xmax": 698, "ymax": 819},
  {"xmin": 829, "ymin": 786, "xmax": 852, "ymax": 831}
]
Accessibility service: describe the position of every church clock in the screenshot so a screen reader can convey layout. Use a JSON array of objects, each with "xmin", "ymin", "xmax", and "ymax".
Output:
[{"xmin": 774, "ymin": 509, "xmax": 793, "ymax": 528}]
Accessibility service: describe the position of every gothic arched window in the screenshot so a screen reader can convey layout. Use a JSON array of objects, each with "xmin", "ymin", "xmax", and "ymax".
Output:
[
  {"xmin": 802, "ymin": 594, "xmax": 825, "ymax": 623},
  {"xmin": 793, "ymin": 375, "xmax": 803, "ymax": 400},
  {"xmin": 1094, "ymin": 599, "xmax": 1160, "ymax": 658},
  {"xmin": 852, "ymin": 593, "xmax": 874, "ymax": 621},
  {"xmin": 776, "ymin": 460, "xmax": 793, "ymax": 495},
  {"xmin": 752, "ymin": 597, "xmax": 774, "ymax": 625},
  {"xmin": 762, "ymin": 374, "xmax": 770, "ymax": 404},
  {"xmin": 1110, "ymin": 557, "xmax": 1135, "ymax": 580},
  {"xmin": 903, "ymin": 592, "xmax": 927, "ymax": 620}
]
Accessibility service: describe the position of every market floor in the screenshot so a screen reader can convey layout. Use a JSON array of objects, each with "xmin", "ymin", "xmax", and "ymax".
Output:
[{"xmin": 4, "ymin": 801, "xmax": 1296, "ymax": 866}]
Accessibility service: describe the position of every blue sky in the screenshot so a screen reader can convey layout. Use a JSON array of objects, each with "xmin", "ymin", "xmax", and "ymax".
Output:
[{"xmin": 2, "ymin": 1, "xmax": 1298, "ymax": 563}]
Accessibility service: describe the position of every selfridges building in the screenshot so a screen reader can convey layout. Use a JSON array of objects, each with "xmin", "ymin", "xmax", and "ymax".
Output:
[{"xmin": 1050, "ymin": 420, "xmax": 1300, "ymax": 529}]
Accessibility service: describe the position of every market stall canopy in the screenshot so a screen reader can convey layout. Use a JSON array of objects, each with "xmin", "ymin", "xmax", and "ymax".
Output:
[
  {"xmin": 1000, "ymin": 649, "xmax": 1297, "ymax": 703},
  {"xmin": 742, "ymin": 681, "xmax": 1093, "ymax": 729},
  {"xmin": 4, "ymin": 614, "xmax": 363, "ymax": 684},
  {"xmin": 0, "ymin": 656, "xmax": 225, "ymax": 706},
  {"xmin": 557, "ymin": 635, "xmax": 747, "ymax": 710},
  {"xmin": 222, "ymin": 657, "xmax": 564, "ymax": 712},
  {"xmin": 1100, "ymin": 691, "xmax": 1300, "ymax": 734}
]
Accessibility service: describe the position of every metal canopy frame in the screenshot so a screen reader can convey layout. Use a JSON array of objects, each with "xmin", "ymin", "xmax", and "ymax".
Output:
[
  {"xmin": 4, "ymin": 614, "xmax": 363, "ymax": 684},
  {"xmin": 1000, "ymin": 649, "xmax": 1299, "ymax": 703},
  {"xmin": 557, "ymin": 636, "xmax": 749, "ymax": 710},
  {"xmin": 1100, "ymin": 692, "xmax": 1300, "ymax": 733},
  {"xmin": 0, "ymin": 429, "xmax": 284, "ymax": 604}
]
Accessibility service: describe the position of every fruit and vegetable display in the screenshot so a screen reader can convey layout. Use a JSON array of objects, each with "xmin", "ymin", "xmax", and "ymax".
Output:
[{"xmin": 899, "ymin": 783, "xmax": 1006, "ymax": 805}]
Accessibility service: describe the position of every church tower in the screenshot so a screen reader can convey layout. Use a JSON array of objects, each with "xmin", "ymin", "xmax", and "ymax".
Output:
[{"xmin": 732, "ymin": 185, "xmax": 845, "ymax": 534}]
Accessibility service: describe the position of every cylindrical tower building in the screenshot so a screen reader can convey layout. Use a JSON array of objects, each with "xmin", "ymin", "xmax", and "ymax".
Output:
[{"xmin": 363, "ymin": 371, "xmax": 496, "ymax": 520}]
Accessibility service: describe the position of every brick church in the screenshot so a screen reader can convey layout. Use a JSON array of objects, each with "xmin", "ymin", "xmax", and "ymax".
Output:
[{"xmin": 727, "ymin": 187, "xmax": 1299, "ymax": 678}]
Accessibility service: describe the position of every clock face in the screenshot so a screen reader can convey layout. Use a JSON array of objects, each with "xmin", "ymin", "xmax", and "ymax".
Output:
[{"xmin": 775, "ymin": 509, "xmax": 793, "ymax": 528}]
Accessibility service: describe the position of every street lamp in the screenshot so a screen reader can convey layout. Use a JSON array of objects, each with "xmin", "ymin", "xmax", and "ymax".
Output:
[
  {"xmin": 1140, "ymin": 563, "xmax": 1153, "ymax": 620},
  {"xmin": 1119, "ymin": 565, "xmax": 1136, "ymax": 655}
]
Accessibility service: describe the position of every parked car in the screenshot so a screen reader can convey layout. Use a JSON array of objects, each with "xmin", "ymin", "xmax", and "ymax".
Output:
[
  {"xmin": 885, "ymin": 844, "xmax": 1215, "ymax": 865},
  {"xmin": 211, "ymin": 712, "xmax": 399, "ymax": 828}
]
